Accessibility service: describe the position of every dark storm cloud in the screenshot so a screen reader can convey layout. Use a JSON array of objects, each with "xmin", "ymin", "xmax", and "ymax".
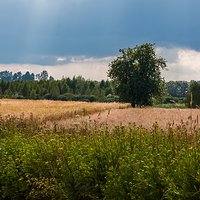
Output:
[{"xmin": 0, "ymin": 0, "xmax": 199, "ymax": 64}]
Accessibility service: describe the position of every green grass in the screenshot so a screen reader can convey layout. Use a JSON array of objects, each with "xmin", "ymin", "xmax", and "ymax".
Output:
[
  {"xmin": 1, "ymin": 115, "xmax": 200, "ymax": 199},
  {"xmin": 154, "ymin": 103, "xmax": 186, "ymax": 109}
]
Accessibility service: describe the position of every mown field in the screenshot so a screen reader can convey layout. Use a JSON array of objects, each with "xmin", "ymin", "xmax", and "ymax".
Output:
[{"xmin": 1, "ymin": 99, "xmax": 200, "ymax": 199}]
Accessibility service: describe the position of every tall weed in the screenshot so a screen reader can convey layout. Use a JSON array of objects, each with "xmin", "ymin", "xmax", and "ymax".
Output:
[{"xmin": 1, "ymin": 116, "xmax": 200, "ymax": 199}]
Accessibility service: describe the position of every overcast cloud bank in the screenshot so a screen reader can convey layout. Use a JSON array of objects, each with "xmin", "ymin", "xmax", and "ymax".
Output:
[{"xmin": 0, "ymin": 47, "xmax": 200, "ymax": 81}]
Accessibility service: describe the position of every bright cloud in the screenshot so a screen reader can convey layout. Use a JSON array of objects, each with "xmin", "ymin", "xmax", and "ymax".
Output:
[
  {"xmin": 56, "ymin": 57, "xmax": 67, "ymax": 62},
  {"xmin": 0, "ymin": 56, "xmax": 114, "ymax": 80},
  {"xmin": 159, "ymin": 47, "xmax": 200, "ymax": 81},
  {"xmin": 1, "ymin": 47, "xmax": 200, "ymax": 81}
]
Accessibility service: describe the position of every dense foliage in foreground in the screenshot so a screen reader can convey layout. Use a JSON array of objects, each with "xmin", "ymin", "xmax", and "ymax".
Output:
[{"xmin": 1, "ymin": 116, "xmax": 200, "ymax": 199}]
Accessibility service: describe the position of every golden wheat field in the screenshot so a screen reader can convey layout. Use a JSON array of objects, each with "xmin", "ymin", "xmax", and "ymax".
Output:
[
  {"xmin": 0, "ymin": 98, "xmax": 128, "ymax": 119},
  {"xmin": 0, "ymin": 99, "xmax": 200, "ymax": 129}
]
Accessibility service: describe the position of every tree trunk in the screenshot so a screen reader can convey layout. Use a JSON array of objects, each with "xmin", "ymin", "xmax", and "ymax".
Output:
[{"xmin": 131, "ymin": 102, "xmax": 136, "ymax": 108}]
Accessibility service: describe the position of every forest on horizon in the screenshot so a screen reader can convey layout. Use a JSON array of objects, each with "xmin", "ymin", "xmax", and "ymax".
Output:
[{"xmin": 0, "ymin": 70, "xmax": 190, "ymax": 105}]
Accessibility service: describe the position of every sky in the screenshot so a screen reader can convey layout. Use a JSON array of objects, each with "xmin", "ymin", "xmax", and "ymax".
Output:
[{"xmin": 0, "ymin": 0, "xmax": 200, "ymax": 81}]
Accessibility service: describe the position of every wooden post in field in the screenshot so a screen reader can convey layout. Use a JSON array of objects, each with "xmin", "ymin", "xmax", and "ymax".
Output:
[{"xmin": 190, "ymin": 92, "xmax": 193, "ymax": 108}]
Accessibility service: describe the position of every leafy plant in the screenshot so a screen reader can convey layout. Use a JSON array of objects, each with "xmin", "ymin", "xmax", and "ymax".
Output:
[{"xmin": 1, "ymin": 115, "xmax": 200, "ymax": 199}]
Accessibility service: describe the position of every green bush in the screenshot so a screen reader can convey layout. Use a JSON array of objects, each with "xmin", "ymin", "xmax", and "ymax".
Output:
[{"xmin": 1, "ymin": 118, "xmax": 200, "ymax": 199}]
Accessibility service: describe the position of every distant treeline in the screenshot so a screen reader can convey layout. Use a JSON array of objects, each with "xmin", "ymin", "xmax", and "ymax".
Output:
[
  {"xmin": 164, "ymin": 81, "xmax": 189, "ymax": 103},
  {"xmin": 0, "ymin": 75, "xmax": 118, "ymax": 102},
  {"xmin": 0, "ymin": 70, "xmax": 192, "ymax": 103},
  {"xmin": 0, "ymin": 70, "xmax": 54, "ymax": 81}
]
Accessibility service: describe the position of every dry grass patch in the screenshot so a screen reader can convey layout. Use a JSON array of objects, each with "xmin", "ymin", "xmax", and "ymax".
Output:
[
  {"xmin": 80, "ymin": 107, "xmax": 200, "ymax": 130},
  {"xmin": 0, "ymin": 99, "xmax": 129, "ymax": 121},
  {"xmin": 1, "ymin": 99, "xmax": 200, "ymax": 131}
]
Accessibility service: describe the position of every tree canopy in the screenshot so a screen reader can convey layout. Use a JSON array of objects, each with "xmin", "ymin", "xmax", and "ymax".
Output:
[
  {"xmin": 166, "ymin": 81, "xmax": 189, "ymax": 98},
  {"xmin": 108, "ymin": 43, "xmax": 167, "ymax": 107},
  {"xmin": 187, "ymin": 81, "xmax": 200, "ymax": 108},
  {"xmin": 0, "ymin": 70, "xmax": 53, "ymax": 81},
  {"xmin": 0, "ymin": 76, "xmax": 117, "ymax": 102}
]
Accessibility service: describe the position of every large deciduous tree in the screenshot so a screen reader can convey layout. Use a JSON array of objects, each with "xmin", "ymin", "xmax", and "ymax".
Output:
[{"xmin": 108, "ymin": 43, "xmax": 167, "ymax": 107}]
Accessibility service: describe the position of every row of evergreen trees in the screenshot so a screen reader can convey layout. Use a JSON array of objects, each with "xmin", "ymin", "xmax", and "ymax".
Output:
[
  {"xmin": 0, "ymin": 70, "xmax": 193, "ymax": 104},
  {"xmin": 0, "ymin": 70, "xmax": 53, "ymax": 81},
  {"xmin": 0, "ymin": 76, "xmax": 118, "ymax": 102}
]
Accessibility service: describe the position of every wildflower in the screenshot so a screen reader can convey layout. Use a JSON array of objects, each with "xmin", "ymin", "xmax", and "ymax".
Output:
[
  {"xmin": 58, "ymin": 147, "xmax": 64, "ymax": 151},
  {"xmin": 45, "ymin": 161, "xmax": 49, "ymax": 165}
]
